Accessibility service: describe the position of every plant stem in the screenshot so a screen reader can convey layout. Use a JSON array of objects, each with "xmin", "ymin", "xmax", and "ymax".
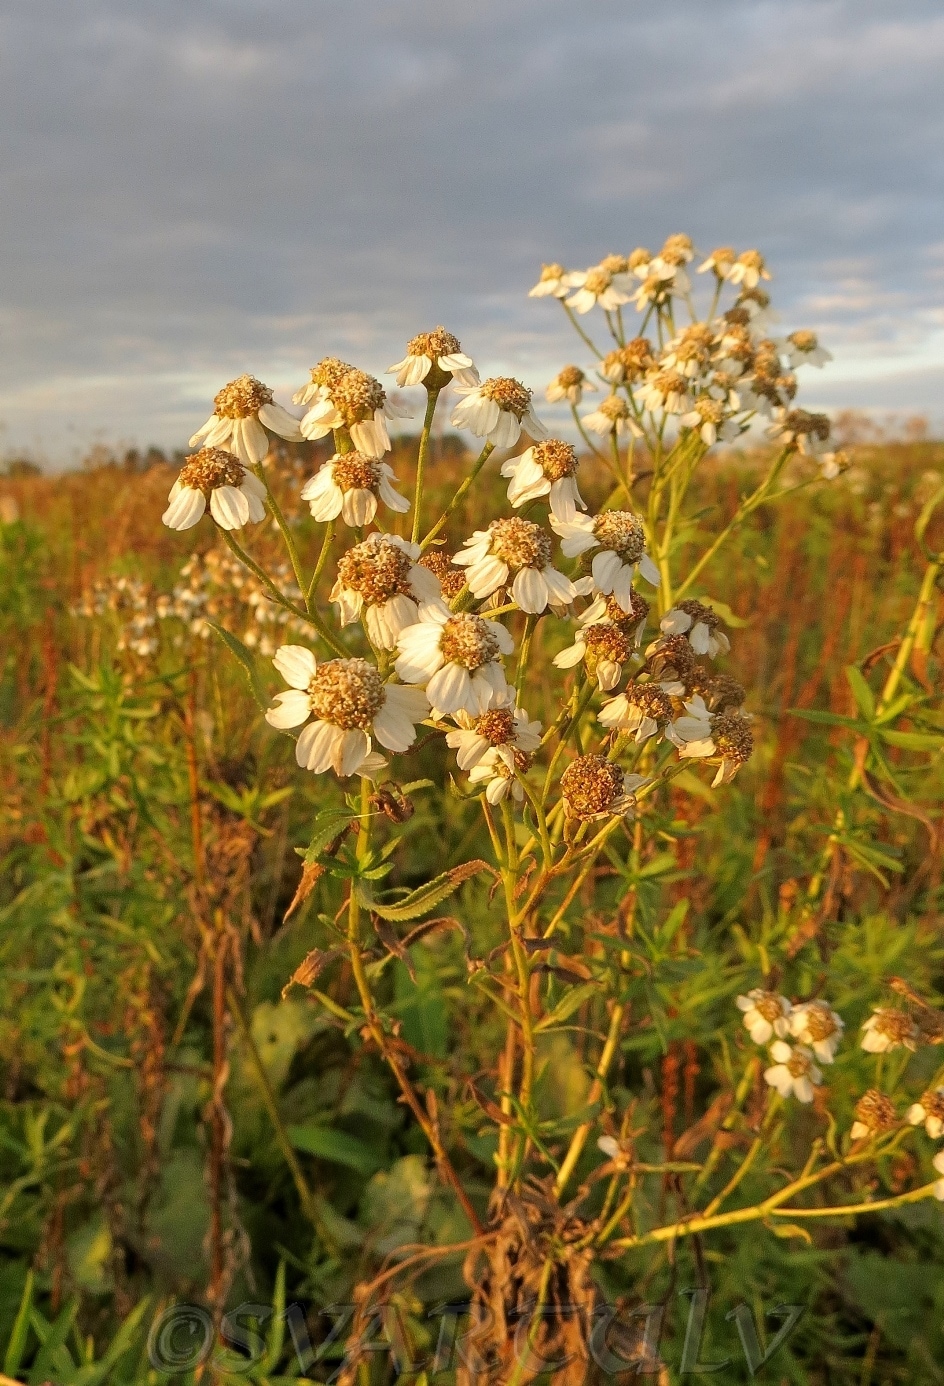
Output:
[
  {"xmin": 412, "ymin": 387, "xmax": 442, "ymax": 545},
  {"xmin": 420, "ymin": 442, "xmax": 494, "ymax": 552},
  {"xmin": 253, "ymin": 464, "xmax": 309, "ymax": 611},
  {"xmin": 218, "ymin": 527, "xmax": 347, "ymax": 656},
  {"xmin": 306, "ymin": 519, "xmax": 336, "ymax": 605}
]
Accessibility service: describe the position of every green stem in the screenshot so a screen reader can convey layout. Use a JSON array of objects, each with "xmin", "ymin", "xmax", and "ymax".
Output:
[
  {"xmin": 306, "ymin": 519, "xmax": 336, "ymax": 605},
  {"xmin": 420, "ymin": 442, "xmax": 494, "ymax": 552},
  {"xmin": 218, "ymin": 528, "xmax": 347, "ymax": 656},
  {"xmin": 411, "ymin": 388, "xmax": 442, "ymax": 545},
  {"xmin": 562, "ymin": 301, "xmax": 603, "ymax": 358},
  {"xmin": 515, "ymin": 615, "xmax": 536, "ymax": 700},
  {"xmin": 253, "ymin": 464, "xmax": 309, "ymax": 611}
]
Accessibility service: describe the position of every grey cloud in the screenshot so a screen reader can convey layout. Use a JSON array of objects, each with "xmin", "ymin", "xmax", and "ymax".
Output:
[{"xmin": 0, "ymin": 0, "xmax": 941, "ymax": 459}]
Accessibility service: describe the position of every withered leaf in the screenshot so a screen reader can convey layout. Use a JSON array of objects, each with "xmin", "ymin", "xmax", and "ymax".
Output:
[{"xmin": 281, "ymin": 946, "xmax": 345, "ymax": 999}]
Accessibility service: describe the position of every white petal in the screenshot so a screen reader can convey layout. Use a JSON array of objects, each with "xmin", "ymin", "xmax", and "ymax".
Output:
[
  {"xmin": 162, "ymin": 486, "xmax": 206, "ymax": 530},
  {"xmin": 273, "ymin": 644, "xmax": 318, "ymax": 689},
  {"xmin": 426, "ymin": 662, "xmax": 472, "ymax": 714},
  {"xmin": 210, "ymin": 485, "xmax": 251, "ymax": 530},
  {"xmin": 511, "ymin": 567, "xmax": 549, "ymax": 614},
  {"xmin": 258, "ymin": 401, "xmax": 303, "ymax": 440},
  {"xmin": 265, "ymin": 689, "xmax": 312, "ymax": 729}
]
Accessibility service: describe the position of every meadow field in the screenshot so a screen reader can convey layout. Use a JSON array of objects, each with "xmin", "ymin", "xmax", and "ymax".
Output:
[{"xmin": 0, "ymin": 419, "xmax": 943, "ymax": 1385}]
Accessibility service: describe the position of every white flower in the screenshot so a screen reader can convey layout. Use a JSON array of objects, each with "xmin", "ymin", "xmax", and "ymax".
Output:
[
  {"xmin": 501, "ymin": 440, "xmax": 586, "ymax": 522},
  {"xmin": 189, "ymin": 375, "xmax": 302, "ymax": 466},
  {"xmin": 451, "ymin": 376, "xmax": 548, "ymax": 449},
  {"xmin": 394, "ymin": 604, "xmax": 513, "ymax": 718},
  {"xmin": 727, "ymin": 251, "xmax": 770, "ymax": 289},
  {"xmin": 528, "ymin": 263, "xmax": 569, "ymax": 298},
  {"xmin": 659, "ymin": 601, "xmax": 730, "ymax": 658},
  {"xmin": 563, "ymin": 265, "xmax": 631, "ymax": 314},
  {"xmin": 598, "ymin": 682, "xmax": 673, "ymax": 744},
  {"xmin": 789, "ymin": 1001, "xmax": 845, "ymax": 1063},
  {"xmin": 162, "ymin": 448, "xmax": 268, "ymax": 532},
  {"xmin": 445, "ymin": 705, "xmax": 542, "ymax": 773},
  {"xmin": 301, "ymin": 452, "xmax": 409, "ymax": 527},
  {"xmin": 636, "ymin": 369, "xmax": 693, "ymax": 416},
  {"xmin": 387, "ymin": 327, "xmax": 479, "ymax": 388},
  {"xmin": 330, "ymin": 533, "xmax": 442, "ymax": 650},
  {"xmin": 299, "ymin": 367, "xmax": 412, "ymax": 458},
  {"xmin": 545, "ymin": 365, "xmax": 596, "ymax": 407},
  {"xmin": 554, "ymin": 591, "xmax": 649, "ymax": 690},
  {"xmin": 850, "ymin": 1090, "xmax": 897, "ymax": 1142},
  {"xmin": 933, "ymin": 1149, "xmax": 944, "ymax": 1199},
  {"xmin": 860, "ymin": 1009, "xmax": 920, "ymax": 1054},
  {"xmin": 679, "ymin": 398, "xmax": 742, "ymax": 447},
  {"xmin": 737, "ymin": 989, "xmax": 792, "ymax": 1044},
  {"xmin": 468, "ymin": 752, "xmax": 527, "ymax": 804},
  {"xmin": 907, "ymin": 1088, "xmax": 944, "ymax": 1139},
  {"xmin": 551, "ymin": 510, "xmax": 660, "ymax": 612},
  {"xmin": 582, "ymin": 395, "xmax": 643, "ymax": 438},
  {"xmin": 697, "ymin": 246, "xmax": 737, "ymax": 280},
  {"xmin": 763, "ymin": 1041, "xmax": 821, "ymax": 1103},
  {"xmin": 767, "ymin": 408, "xmax": 833, "ymax": 459},
  {"xmin": 293, "ymin": 356, "xmax": 355, "ymax": 407},
  {"xmin": 665, "ymin": 695, "xmax": 716, "ymax": 759},
  {"xmin": 264, "ymin": 645, "xmax": 428, "ymax": 778},
  {"xmin": 600, "ymin": 340, "xmax": 655, "ymax": 385},
  {"xmin": 780, "ymin": 330, "xmax": 832, "ymax": 369},
  {"xmin": 453, "ymin": 517, "xmax": 578, "ymax": 614}
]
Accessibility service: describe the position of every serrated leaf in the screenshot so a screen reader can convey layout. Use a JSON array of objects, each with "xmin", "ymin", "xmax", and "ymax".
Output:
[
  {"xmin": 205, "ymin": 619, "xmax": 270, "ymax": 710},
  {"xmin": 303, "ymin": 810, "xmax": 358, "ymax": 863},
  {"xmin": 358, "ymin": 859, "xmax": 492, "ymax": 922}
]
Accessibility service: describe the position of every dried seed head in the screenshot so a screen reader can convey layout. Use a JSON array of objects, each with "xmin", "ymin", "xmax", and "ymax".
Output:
[
  {"xmin": 336, "ymin": 537, "xmax": 413, "ymax": 605},
  {"xmin": 418, "ymin": 550, "xmax": 466, "ymax": 600},
  {"xmin": 406, "ymin": 326, "xmax": 463, "ymax": 359},
  {"xmin": 600, "ymin": 253, "xmax": 629, "ymax": 274},
  {"xmin": 690, "ymin": 671, "xmax": 746, "ymax": 713},
  {"xmin": 917, "ymin": 1088, "xmax": 944, "ymax": 1122},
  {"xmin": 489, "ymin": 517, "xmax": 552, "ymax": 571},
  {"xmin": 854, "ymin": 1089, "xmax": 897, "ymax": 1133},
  {"xmin": 710, "ymin": 711, "xmax": 754, "ymax": 767},
  {"xmin": 480, "ymin": 376, "xmax": 532, "ymax": 419},
  {"xmin": 678, "ymin": 599, "xmax": 723, "ymax": 633},
  {"xmin": 647, "ymin": 634, "xmax": 697, "ymax": 681},
  {"xmin": 331, "ymin": 369, "xmax": 386, "ymax": 426},
  {"xmin": 583, "ymin": 267, "xmax": 613, "ymax": 295},
  {"xmin": 602, "ymin": 590, "xmax": 649, "ymax": 626},
  {"xmin": 740, "ymin": 287, "xmax": 772, "ymax": 309},
  {"xmin": 331, "ymin": 451, "xmax": 382, "ymax": 492},
  {"xmin": 309, "ymin": 357, "xmax": 356, "ymax": 392},
  {"xmin": 531, "ymin": 438, "xmax": 579, "ymax": 481},
  {"xmin": 800, "ymin": 1001, "xmax": 841, "ymax": 1042},
  {"xmin": 213, "ymin": 374, "xmax": 274, "ymax": 419},
  {"xmin": 561, "ymin": 754, "xmax": 626, "ymax": 819},
  {"xmin": 624, "ymin": 682, "xmax": 673, "ymax": 723},
  {"xmin": 628, "ymin": 247, "xmax": 651, "ymax": 271},
  {"xmin": 583, "ymin": 622, "xmax": 637, "ymax": 665},
  {"xmin": 915, "ymin": 1009, "xmax": 944, "ymax": 1044},
  {"xmin": 178, "ymin": 448, "xmax": 246, "ymax": 492},
  {"xmin": 473, "ymin": 708, "xmax": 517, "ymax": 745},
  {"xmin": 308, "ymin": 658, "xmax": 385, "ymax": 730},
  {"xmin": 592, "ymin": 510, "xmax": 647, "ymax": 561},
  {"xmin": 440, "ymin": 614, "xmax": 501, "ymax": 670}
]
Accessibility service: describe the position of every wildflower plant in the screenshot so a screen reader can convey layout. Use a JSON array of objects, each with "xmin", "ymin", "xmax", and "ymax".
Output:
[{"xmin": 60, "ymin": 235, "xmax": 943, "ymax": 1379}]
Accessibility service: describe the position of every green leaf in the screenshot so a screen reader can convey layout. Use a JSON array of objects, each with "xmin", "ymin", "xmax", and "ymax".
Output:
[
  {"xmin": 845, "ymin": 665, "xmax": 876, "ymax": 720},
  {"xmin": 4, "ymin": 1269, "xmax": 33, "ymax": 1375},
  {"xmin": 288, "ymin": 1123, "xmax": 384, "ymax": 1175},
  {"xmin": 535, "ymin": 981, "xmax": 599, "ymax": 1032},
  {"xmin": 205, "ymin": 619, "xmax": 270, "ymax": 711},
  {"xmin": 358, "ymin": 859, "xmax": 491, "ymax": 922},
  {"xmin": 878, "ymin": 729, "xmax": 943, "ymax": 750},
  {"xmin": 300, "ymin": 809, "xmax": 358, "ymax": 862},
  {"xmin": 699, "ymin": 596, "xmax": 750, "ymax": 628},
  {"xmin": 789, "ymin": 708, "xmax": 868, "ymax": 730}
]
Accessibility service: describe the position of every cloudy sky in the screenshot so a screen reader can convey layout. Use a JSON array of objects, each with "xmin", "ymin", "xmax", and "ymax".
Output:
[{"xmin": 0, "ymin": 0, "xmax": 942, "ymax": 463}]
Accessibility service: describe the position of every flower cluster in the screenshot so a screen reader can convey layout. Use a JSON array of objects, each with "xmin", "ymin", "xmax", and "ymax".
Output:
[{"xmin": 736, "ymin": 989, "xmax": 844, "ymax": 1104}]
